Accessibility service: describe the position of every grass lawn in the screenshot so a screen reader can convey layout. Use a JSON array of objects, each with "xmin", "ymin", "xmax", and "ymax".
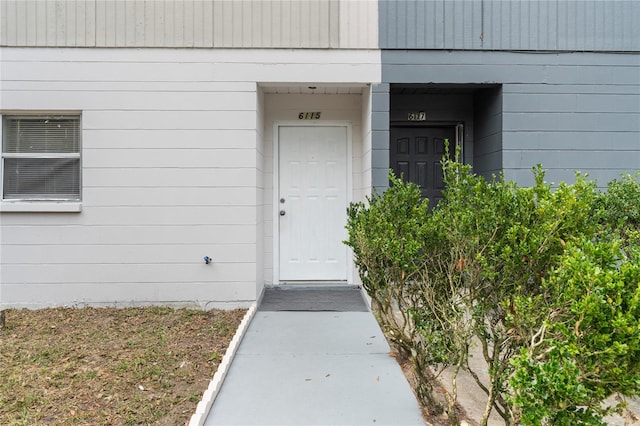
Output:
[{"xmin": 0, "ymin": 307, "xmax": 246, "ymax": 425}]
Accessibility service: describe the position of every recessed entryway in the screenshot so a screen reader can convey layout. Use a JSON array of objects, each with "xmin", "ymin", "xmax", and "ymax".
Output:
[{"xmin": 375, "ymin": 84, "xmax": 504, "ymax": 204}]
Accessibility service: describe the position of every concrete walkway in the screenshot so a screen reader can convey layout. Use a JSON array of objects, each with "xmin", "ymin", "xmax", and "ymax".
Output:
[{"xmin": 203, "ymin": 288, "xmax": 425, "ymax": 425}]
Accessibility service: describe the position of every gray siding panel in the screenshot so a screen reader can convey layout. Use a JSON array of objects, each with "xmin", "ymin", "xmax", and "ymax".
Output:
[
  {"xmin": 473, "ymin": 86, "xmax": 503, "ymax": 178},
  {"xmin": 380, "ymin": 0, "xmax": 640, "ymax": 52},
  {"xmin": 503, "ymin": 82, "xmax": 639, "ymax": 95},
  {"xmin": 371, "ymin": 111, "xmax": 390, "ymax": 131},
  {"xmin": 382, "ymin": 63, "xmax": 547, "ymax": 83},
  {"xmin": 382, "ymin": 50, "xmax": 640, "ymax": 188},
  {"xmin": 503, "ymin": 93, "xmax": 640, "ymax": 114},
  {"xmin": 372, "ymin": 130, "xmax": 389, "ymax": 150},
  {"xmin": 372, "ymin": 92, "xmax": 390, "ymax": 112},
  {"xmin": 502, "ymin": 113, "xmax": 640, "ymax": 133},
  {"xmin": 387, "ymin": 50, "xmax": 639, "ymax": 66},
  {"xmin": 502, "ymin": 132, "xmax": 640, "ymax": 152},
  {"xmin": 381, "ymin": 0, "xmax": 483, "ymax": 50},
  {"xmin": 503, "ymin": 150, "xmax": 640, "ymax": 172},
  {"xmin": 372, "ymin": 84, "xmax": 391, "ymax": 193}
]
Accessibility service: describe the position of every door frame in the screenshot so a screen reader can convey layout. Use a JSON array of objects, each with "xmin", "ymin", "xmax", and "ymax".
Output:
[
  {"xmin": 389, "ymin": 121, "xmax": 464, "ymax": 162},
  {"xmin": 272, "ymin": 121, "xmax": 353, "ymax": 285}
]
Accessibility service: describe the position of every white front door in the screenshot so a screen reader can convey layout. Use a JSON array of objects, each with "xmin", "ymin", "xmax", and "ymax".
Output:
[{"xmin": 278, "ymin": 125, "xmax": 348, "ymax": 282}]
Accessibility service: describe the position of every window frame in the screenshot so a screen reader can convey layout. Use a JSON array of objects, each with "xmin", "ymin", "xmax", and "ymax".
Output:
[{"xmin": 1, "ymin": 112, "xmax": 82, "ymax": 212}]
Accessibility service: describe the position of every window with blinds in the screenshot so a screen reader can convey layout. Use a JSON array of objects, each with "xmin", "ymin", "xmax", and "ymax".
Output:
[{"xmin": 2, "ymin": 115, "xmax": 81, "ymax": 201}]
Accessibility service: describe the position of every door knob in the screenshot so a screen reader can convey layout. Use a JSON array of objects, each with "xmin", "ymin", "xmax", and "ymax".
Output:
[{"xmin": 280, "ymin": 210, "xmax": 286, "ymax": 216}]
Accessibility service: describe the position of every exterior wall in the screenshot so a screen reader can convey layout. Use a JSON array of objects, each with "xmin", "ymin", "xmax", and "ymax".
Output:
[
  {"xmin": 371, "ymin": 83, "xmax": 390, "ymax": 194},
  {"xmin": 379, "ymin": 0, "xmax": 640, "ymax": 51},
  {"xmin": 379, "ymin": 50, "xmax": 640, "ymax": 189},
  {"xmin": 473, "ymin": 86, "xmax": 503, "ymax": 179},
  {"xmin": 0, "ymin": 47, "xmax": 380, "ymax": 309},
  {"xmin": 339, "ymin": 0, "xmax": 378, "ymax": 50},
  {"xmin": 3, "ymin": 0, "xmax": 637, "ymax": 308},
  {"xmin": 255, "ymin": 86, "xmax": 265, "ymax": 299},
  {"xmin": 261, "ymin": 92, "xmax": 369, "ymax": 285},
  {"xmin": 0, "ymin": 0, "xmax": 377, "ymax": 49},
  {"xmin": 360, "ymin": 84, "xmax": 373, "ymax": 199}
]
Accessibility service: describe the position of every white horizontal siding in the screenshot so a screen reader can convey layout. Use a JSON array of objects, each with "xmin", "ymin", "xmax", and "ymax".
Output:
[
  {"xmin": 83, "ymin": 146, "xmax": 257, "ymax": 165},
  {"xmin": 1, "ymin": 80, "xmax": 257, "ymax": 93},
  {"xmin": 0, "ymin": 46, "xmax": 380, "ymax": 308},
  {"xmin": 3, "ymin": 244, "xmax": 257, "ymax": 264},
  {"xmin": 1, "ymin": 206, "xmax": 257, "ymax": 226},
  {"xmin": 84, "ymin": 168, "xmax": 259, "ymax": 187},
  {"xmin": 1, "ymin": 263, "xmax": 255, "ymax": 284},
  {"xmin": 2, "ymin": 90, "xmax": 257, "ymax": 111},
  {"xmin": 82, "ymin": 110, "xmax": 257, "ymax": 130},
  {"xmin": 1, "ymin": 224, "xmax": 257, "ymax": 245},
  {"xmin": 83, "ymin": 129, "xmax": 257, "ymax": 149},
  {"xmin": 3, "ymin": 282, "xmax": 258, "ymax": 310},
  {"xmin": 82, "ymin": 187, "xmax": 258, "ymax": 207},
  {"xmin": 2, "ymin": 61, "xmax": 374, "ymax": 85},
  {"xmin": 0, "ymin": 48, "xmax": 380, "ymax": 85},
  {"xmin": 1, "ymin": 45, "xmax": 380, "ymax": 64},
  {"xmin": 0, "ymin": 0, "xmax": 378, "ymax": 49}
]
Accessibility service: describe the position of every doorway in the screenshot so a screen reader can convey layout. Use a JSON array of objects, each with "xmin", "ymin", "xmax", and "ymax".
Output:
[
  {"xmin": 390, "ymin": 125, "xmax": 457, "ymax": 207},
  {"xmin": 277, "ymin": 125, "xmax": 349, "ymax": 282}
]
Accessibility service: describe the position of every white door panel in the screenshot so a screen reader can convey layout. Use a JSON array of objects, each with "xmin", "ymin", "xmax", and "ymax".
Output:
[{"xmin": 278, "ymin": 126, "xmax": 348, "ymax": 281}]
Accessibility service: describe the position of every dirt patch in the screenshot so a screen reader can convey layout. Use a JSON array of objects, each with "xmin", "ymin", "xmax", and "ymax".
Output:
[
  {"xmin": 0, "ymin": 307, "xmax": 245, "ymax": 425},
  {"xmin": 392, "ymin": 351, "xmax": 476, "ymax": 426}
]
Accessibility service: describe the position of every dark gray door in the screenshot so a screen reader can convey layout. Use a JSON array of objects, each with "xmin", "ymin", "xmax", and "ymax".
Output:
[{"xmin": 390, "ymin": 126, "xmax": 456, "ymax": 207}]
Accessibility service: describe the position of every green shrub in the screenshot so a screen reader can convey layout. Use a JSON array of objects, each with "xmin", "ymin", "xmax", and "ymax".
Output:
[
  {"xmin": 345, "ymin": 158, "xmax": 638, "ymax": 426},
  {"xmin": 511, "ymin": 240, "xmax": 640, "ymax": 425},
  {"xmin": 428, "ymin": 161, "xmax": 599, "ymax": 425},
  {"xmin": 345, "ymin": 172, "xmax": 429, "ymax": 345},
  {"xmin": 345, "ymin": 172, "xmax": 443, "ymax": 411},
  {"xmin": 596, "ymin": 172, "xmax": 640, "ymax": 233}
]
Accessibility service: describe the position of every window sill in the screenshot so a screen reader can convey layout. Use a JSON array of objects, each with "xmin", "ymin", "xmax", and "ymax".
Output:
[{"xmin": 0, "ymin": 201, "xmax": 82, "ymax": 212}]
